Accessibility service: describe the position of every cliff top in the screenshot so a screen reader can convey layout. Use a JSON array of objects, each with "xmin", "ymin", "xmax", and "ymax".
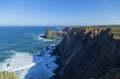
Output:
[{"xmin": 65, "ymin": 26, "xmax": 120, "ymax": 39}]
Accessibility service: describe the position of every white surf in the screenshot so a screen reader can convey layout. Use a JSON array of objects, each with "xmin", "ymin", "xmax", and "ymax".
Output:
[{"xmin": 0, "ymin": 46, "xmax": 58, "ymax": 79}]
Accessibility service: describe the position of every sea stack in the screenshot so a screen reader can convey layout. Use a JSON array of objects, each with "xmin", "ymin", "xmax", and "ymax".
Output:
[{"xmin": 42, "ymin": 29, "xmax": 67, "ymax": 39}]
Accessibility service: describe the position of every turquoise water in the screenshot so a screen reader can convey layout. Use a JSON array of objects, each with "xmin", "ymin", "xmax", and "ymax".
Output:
[
  {"xmin": 0, "ymin": 26, "xmax": 60, "ymax": 62},
  {"xmin": 0, "ymin": 26, "xmax": 61, "ymax": 79}
]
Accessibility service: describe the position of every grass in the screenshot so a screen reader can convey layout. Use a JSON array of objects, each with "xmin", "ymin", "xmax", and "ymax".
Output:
[{"xmin": 0, "ymin": 71, "xmax": 19, "ymax": 79}]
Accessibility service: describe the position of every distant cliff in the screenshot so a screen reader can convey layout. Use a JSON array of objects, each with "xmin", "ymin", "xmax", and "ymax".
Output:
[
  {"xmin": 53, "ymin": 27, "xmax": 120, "ymax": 79},
  {"xmin": 42, "ymin": 29, "xmax": 67, "ymax": 39}
]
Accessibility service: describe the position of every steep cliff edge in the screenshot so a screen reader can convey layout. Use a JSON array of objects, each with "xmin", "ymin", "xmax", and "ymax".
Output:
[{"xmin": 53, "ymin": 27, "xmax": 120, "ymax": 79}]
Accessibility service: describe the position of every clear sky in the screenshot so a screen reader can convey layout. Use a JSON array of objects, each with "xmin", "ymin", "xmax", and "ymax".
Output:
[{"xmin": 0, "ymin": 0, "xmax": 120, "ymax": 26}]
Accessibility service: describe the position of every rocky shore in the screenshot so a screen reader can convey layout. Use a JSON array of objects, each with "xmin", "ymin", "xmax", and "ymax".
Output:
[{"xmin": 52, "ymin": 26, "xmax": 120, "ymax": 79}]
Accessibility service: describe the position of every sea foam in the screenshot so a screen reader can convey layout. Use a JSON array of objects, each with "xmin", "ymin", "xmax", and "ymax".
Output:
[
  {"xmin": 37, "ymin": 34, "xmax": 52, "ymax": 41},
  {"xmin": 0, "ymin": 46, "xmax": 58, "ymax": 79},
  {"xmin": 0, "ymin": 50, "xmax": 34, "ymax": 79}
]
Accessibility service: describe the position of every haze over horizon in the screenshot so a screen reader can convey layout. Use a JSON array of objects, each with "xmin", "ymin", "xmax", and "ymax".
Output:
[{"xmin": 0, "ymin": 0, "xmax": 120, "ymax": 26}]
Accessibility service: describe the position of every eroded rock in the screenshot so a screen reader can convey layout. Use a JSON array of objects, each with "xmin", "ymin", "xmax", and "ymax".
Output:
[
  {"xmin": 53, "ymin": 27, "xmax": 120, "ymax": 79},
  {"xmin": 42, "ymin": 29, "xmax": 67, "ymax": 39}
]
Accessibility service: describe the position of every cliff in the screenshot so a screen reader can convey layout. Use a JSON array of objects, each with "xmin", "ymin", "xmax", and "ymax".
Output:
[
  {"xmin": 53, "ymin": 27, "xmax": 120, "ymax": 79},
  {"xmin": 42, "ymin": 29, "xmax": 67, "ymax": 39}
]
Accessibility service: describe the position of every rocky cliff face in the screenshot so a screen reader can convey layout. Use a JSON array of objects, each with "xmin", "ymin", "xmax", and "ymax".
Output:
[
  {"xmin": 42, "ymin": 29, "xmax": 67, "ymax": 39},
  {"xmin": 53, "ymin": 27, "xmax": 120, "ymax": 79}
]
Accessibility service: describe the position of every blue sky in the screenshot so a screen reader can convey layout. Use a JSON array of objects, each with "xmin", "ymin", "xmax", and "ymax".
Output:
[{"xmin": 0, "ymin": 0, "xmax": 120, "ymax": 26}]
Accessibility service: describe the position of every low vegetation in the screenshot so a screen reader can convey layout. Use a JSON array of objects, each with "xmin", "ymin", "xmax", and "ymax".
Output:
[{"xmin": 0, "ymin": 71, "xmax": 19, "ymax": 79}]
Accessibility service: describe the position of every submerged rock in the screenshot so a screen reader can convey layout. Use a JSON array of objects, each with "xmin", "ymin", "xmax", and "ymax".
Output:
[{"xmin": 53, "ymin": 27, "xmax": 120, "ymax": 79}]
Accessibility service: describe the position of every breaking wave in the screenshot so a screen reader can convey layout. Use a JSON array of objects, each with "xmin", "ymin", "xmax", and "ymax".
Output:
[{"xmin": 0, "ymin": 46, "xmax": 58, "ymax": 79}]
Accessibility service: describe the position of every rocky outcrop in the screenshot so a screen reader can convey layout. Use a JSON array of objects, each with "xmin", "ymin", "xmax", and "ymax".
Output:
[
  {"xmin": 53, "ymin": 27, "xmax": 120, "ymax": 79},
  {"xmin": 42, "ymin": 29, "xmax": 67, "ymax": 39}
]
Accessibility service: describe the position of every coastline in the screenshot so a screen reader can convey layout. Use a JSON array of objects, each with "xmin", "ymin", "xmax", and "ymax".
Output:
[
  {"xmin": 0, "ymin": 26, "xmax": 61, "ymax": 79},
  {"xmin": 0, "ymin": 26, "xmax": 120, "ymax": 79}
]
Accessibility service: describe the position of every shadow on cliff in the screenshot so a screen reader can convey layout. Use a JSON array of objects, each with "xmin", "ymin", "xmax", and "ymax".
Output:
[{"xmin": 53, "ymin": 28, "xmax": 120, "ymax": 79}]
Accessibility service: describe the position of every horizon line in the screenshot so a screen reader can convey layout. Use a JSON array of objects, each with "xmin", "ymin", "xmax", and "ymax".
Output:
[{"xmin": 0, "ymin": 24, "xmax": 120, "ymax": 27}]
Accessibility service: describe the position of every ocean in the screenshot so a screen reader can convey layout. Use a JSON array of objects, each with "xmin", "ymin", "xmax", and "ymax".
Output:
[{"xmin": 0, "ymin": 26, "xmax": 61, "ymax": 79}]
